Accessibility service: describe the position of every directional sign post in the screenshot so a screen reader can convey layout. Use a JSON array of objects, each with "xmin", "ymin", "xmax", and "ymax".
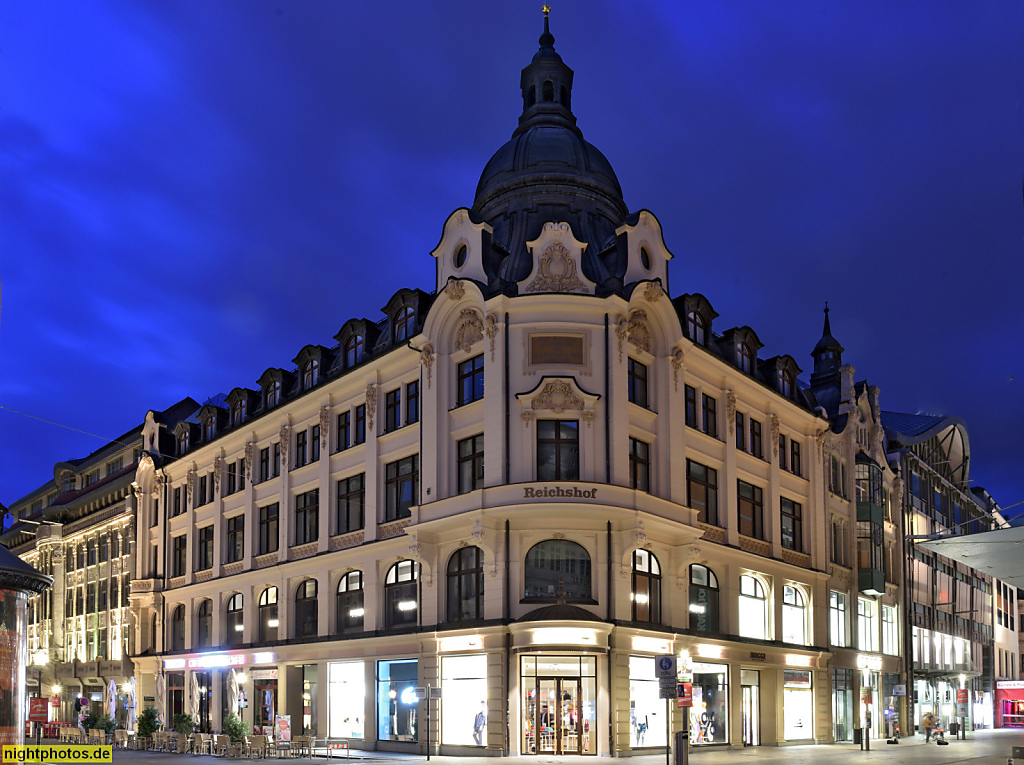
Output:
[{"xmin": 656, "ymin": 655, "xmax": 677, "ymax": 678}]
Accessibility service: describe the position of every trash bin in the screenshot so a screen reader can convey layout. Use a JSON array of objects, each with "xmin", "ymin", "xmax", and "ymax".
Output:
[
  {"xmin": 853, "ymin": 728, "xmax": 863, "ymax": 745},
  {"xmin": 949, "ymin": 722, "xmax": 958, "ymax": 736}
]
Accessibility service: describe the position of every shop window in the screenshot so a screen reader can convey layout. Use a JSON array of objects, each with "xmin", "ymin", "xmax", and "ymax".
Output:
[
  {"xmin": 690, "ymin": 662, "xmax": 728, "ymax": 745},
  {"xmin": 226, "ymin": 594, "xmax": 244, "ymax": 646},
  {"xmin": 629, "ymin": 656, "xmax": 667, "ymax": 748},
  {"xmin": 882, "ymin": 605, "xmax": 898, "ymax": 655},
  {"xmin": 336, "ymin": 572, "xmax": 364, "ymax": 635},
  {"xmin": 782, "ymin": 670, "xmax": 813, "ymax": 740},
  {"xmin": 830, "ymin": 591, "xmax": 848, "ymax": 647},
  {"xmin": 738, "ymin": 575, "xmax": 768, "ymax": 640},
  {"xmin": 536, "ymin": 420, "xmax": 579, "ymax": 480},
  {"xmin": 385, "ymin": 561, "xmax": 418, "ymax": 630},
  {"xmin": 521, "ymin": 656, "xmax": 596, "ymax": 754},
  {"xmin": 295, "ymin": 579, "xmax": 318, "ymax": 638},
  {"xmin": 259, "ymin": 587, "xmax": 279, "ymax": 643},
  {"xmin": 858, "ymin": 597, "xmax": 878, "ymax": 652},
  {"xmin": 686, "ymin": 460, "xmax": 719, "ymax": 526},
  {"xmin": 329, "ymin": 661, "xmax": 365, "ymax": 739},
  {"xmin": 447, "ymin": 546, "xmax": 484, "ymax": 622},
  {"xmin": 689, "ymin": 564, "xmax": 719, "ymax": 633},
  {"xmin": 441, "ymin": 655, "xmax": 488, "ymax": 746},
  {"xmin": 631, "ymin": 549, "xmax": 661, "ymax": 623},
  {"xmin": 782, "ymin": 586, "xmax": 807, "ymax": 645},
  {"xmin": 196, "ymin": 599, "xmax": 212, "ymax": 648},
  {"xmin": 377, "ymin": 659, "xmax": 418, "ymax": 741},
  {"xmin": 166, "ymin": 604, "xmax": 185, "ymax": 652},
  {"xmin": 523, "ymin": 539, "xmax": 592, "ymax": 602}
]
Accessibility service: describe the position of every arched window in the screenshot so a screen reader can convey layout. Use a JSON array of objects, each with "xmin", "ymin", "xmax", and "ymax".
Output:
[
  {"xmin": 336, "ymin": 571, "xmax": 364, "ymax": 635},
  {"xmin": 631, "ymin": 550, "xmax": 661, "ymax": 623},
  {"xmin": 345, "ymin": 335, "xmax": 364, "ymax": 368},
  {"xmin": 303, "ymin": 359, "xmax": 319, "ymax": 390},
  {"xmin": 266, "ymin": 380, "xmax": 281, "ymax": 408},
  {"xmin": 526, "ymin": 85, "xmax": 536, "ymax": 108},
  {"xmin": 295, "ymin": 579, "xmax": 318, "ymax": 638},
  {"xmin": 177, "ymin": 431, "xmax": 189, "ymax": 456},
  {"xmin": 542, "ymin": 80, "xmax": 554, "ymax": 102},
  {"xmin": 778, "ymin": 369, "xmax": 793, "ymax": 398},
  {"xmin": 737, "ymin": 343, "xmax": 753, "ymax": 373},
  {"xmin": 226, "ymin": 594, "xmax": 244, "ymax": 646},
  {"xmin": 204, "ymin": 417, "xmax": 215, "ymax": 441},
  {"xmin": 232, "ymin": 399, "xmax": 246, "ymax": 426},
  {"xmin": 687, "ymin": 312, "xmax": 706, "ymax": 346},
  {"xmin": 196, "ymin": 599, "xmax": 212, "ymax": 648},
  {"xmin": 689, "ymin": 564, "xmax": 719, "ymax": 633},
  {"xmin": 170, "ymin": 605, "xmax": 185, "ymax": 652},
  {"xmin": 738, "ymin": 575, "xmax": 768, "ymax": 640},
  {"xmin": 782, "ymin": 585, "xmax": 807, "ymax": 645},
  {"xmin": 523, "ymin": 540, "xmax": 592, "ymax": 601},
  {"xmin": 259, "ymin": 587, "xmax": 278, "ymax": 643},
  {"xmin": 385, "ymin": 561, "xmax": 418, "ymax": 629},
  {"xmin": 393, "ymin": 306, "xmax": 415, "ymax": 342},
  {"xmin": 447, "ymin": 546, "xmax": 484, "ymax": 622}
]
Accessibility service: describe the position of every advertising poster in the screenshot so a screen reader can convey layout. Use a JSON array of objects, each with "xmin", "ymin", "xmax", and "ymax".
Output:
[{"xmin": 275, "ymin": 714, "xmax": 291, "ymax": 742}]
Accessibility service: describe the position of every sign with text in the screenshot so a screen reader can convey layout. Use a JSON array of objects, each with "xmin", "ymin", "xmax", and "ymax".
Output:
[
  {"xmin": 892, "ymin": 684, "xmax": 906, "ymax": 696},
  {"xmin": 28, "ymin": 698, "xmax": 48, "ymax": 723},
  {"xmin": 275, "ymin": 715, "xmax": 291, "ymax": 743},
  {"xmin": 523, "ymin": 485, "xmax": 598, "ymax": 500},
  {"xmin": 860, "ymin": 687, "xmax": 872, "ymax": 704},
  {"xmin": 658, "ymin": 678, "xmax": 678, "ymax": 699},
  {"xmin": 656, "ymin": 655, "xmax": 677, "ymax": 678},
  {"xmin": 676, "ymin": 682, "xmax": 693, "ymax": 708},
  {"xmin": 530, "ymin": 335, "xmax": 585, "ymax": 366},
  {"xmin": 955, "ymin": 689, "xmax": 969, "ymax": 717}
]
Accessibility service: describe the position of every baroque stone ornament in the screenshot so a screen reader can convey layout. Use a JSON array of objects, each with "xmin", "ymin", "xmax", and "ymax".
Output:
[
  {"xmin": 525, "ymin": 241, "xmax": 587, "ymax": 294},
  {"xmin": 644, "ymin": 280, "xmax": 664, "ymax": 302},
  {"xmin": 454, "ymin": 308, "xmax": 484, "ymax": 353},
  {"xmin": 366, "ymin": 384, "xmax": 377, "ymax": 429},
  {"xmin": 816, "ymin": 429, "xmax": 827, "ymax": 460},
  {"xmin": 770, "ymin": 415, "xmax": 780, "ymax": 457},
  {"xmin": 485, "ymin": 313, "xmax": 499, "ymax": 361},
  {"xmin": 582, "ymin": 410, "xmax": 596, "ymax": 427},
  {"xmin": 420, "ymin": 343, "xmax": 435, "ymax": 389},
  {"xmin": 521, "ymin": 410, "xmax": 535, "ymax": 427},
  {"xmin": 625, "ymin": 310, "xmax": 651, "ymax": 354},
  {"xmin": 615, "ymin": 318, "xmax": 629, "ymax": 363},
  {"xmin": 213, "ymin": 456, "xmax": 222, "ymax": 491},
  {"xmin": 726, "ymin": 391, "xmax": 737, "ymax": 435},
  {"xmin": 186, "ymin": 467, "xmax": 195, "ymax": 503},
  {"xmin": 671, "ymin": 348, "xmax": 684, "ymax": 391},
  {"xmin": 244, "ymin": 441, "xmax": 253, "ymax": 481},
  {"xmin": 444, "ymin": 278, "xmax": 465, "ymax": 301},
  {"xmin": 279, "ymin": 424, "xmax": 290, "ymax": 462},
  {"xmin": 532, "ymin": 380, "xmax": 585, "ymax": 414},
  {"xmin": 320, "ymin": 406, "xmax": 330, "ymax": 448}
]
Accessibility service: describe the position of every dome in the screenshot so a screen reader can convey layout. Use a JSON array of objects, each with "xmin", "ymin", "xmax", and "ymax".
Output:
[{"xmin": 470, "ymin": 12, "xmax": 630, "ymax": 292}]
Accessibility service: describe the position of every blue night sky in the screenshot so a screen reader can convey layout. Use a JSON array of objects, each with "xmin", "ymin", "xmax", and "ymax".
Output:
[{"xmin": 1, "ymin": 2, "xmax": 1022, "ymax": 515}]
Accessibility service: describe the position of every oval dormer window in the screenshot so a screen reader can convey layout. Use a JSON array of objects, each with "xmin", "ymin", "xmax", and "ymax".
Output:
[
  {"xmin": 640, "ymin": 247, "xmax": 651, "ymax": 270},
  {"xmin": 453, "ymin": 244, "xmax": 467, "ymax": 269}
]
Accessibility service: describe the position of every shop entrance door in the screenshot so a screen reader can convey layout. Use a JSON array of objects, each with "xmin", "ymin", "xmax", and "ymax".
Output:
[
  {"xmin": 741, "ymin": 684, "xmax": 760, "ymax": 746},
  {"xmin": 536, "ymin": 678, "xmax": 582, "ymax": 754}
]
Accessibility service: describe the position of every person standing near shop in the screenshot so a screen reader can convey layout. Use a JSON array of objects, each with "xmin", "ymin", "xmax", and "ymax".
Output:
[{"xmin": 921, "ymin": 711, "xmax": 935, "ymax": 742}]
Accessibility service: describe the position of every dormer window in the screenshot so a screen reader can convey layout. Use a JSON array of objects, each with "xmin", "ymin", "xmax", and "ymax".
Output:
[
  {"xmin": 303, "ymin": 359, "xmax": 319, "ymax": 390},
  {"xmin": 177, "ymin": 431, "xmax": 189, "ymax": 456},
  {"xmin": 542, "ymin": 80, "xmax": 554, "ymax": 101},
  {"xmin": 393, "ymin": 306, "xmax": 415, "ymax": 342},
  {"xmin": 779, "ymin": 369, "xmax": 793, "ymax": 398},
  {"xmin": 737, "ymin": 343, "xmax": 753, "ymax": 373},
  {"xmin": 266, "ymin": 380, "xmax": 281, "ymax": 408},
  {"xmin": 232, "ymin": 399, "xmax": 246, "ymax": 426},
  {"xmin": 346, "ymin": 335, "xmax": 364, "ymax": 368},
  {"xmin": 203, "ymin": 418, "xmax": 215, "ymax": 441},
  {"xmin": 687, "ymin": 312, "xmax": 706, "ymax": 345}
]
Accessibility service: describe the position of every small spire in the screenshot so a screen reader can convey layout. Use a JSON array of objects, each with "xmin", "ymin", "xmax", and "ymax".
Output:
[
  {"xmin": 822, "ymin": 302, "xmax": 832, "ymax": 337},
  {"xmin": 540, "ymin": 4, "xmax": 554, "ymax": 47}
]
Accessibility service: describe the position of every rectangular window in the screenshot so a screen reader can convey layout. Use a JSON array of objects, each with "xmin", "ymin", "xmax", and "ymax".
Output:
[
  {"xmin": 260, "ymin": 447, "xmax": 270, "ymax": 482},
  {"xmin": 738, "ymin": 480, "xmax": 764, "ymax": 539},
  {"xmin": 86, "ymin": 586, "xmax": 96, "ymax": 614},
  {"xmin": 295, "ymin": 430, "xmax": 308, "ymax": 468},
  {"xmin": 790, "ymin": 440, "xmax": 801, "ymax": 476},
  {"xmin": 172, "ymin": 535, "xmax": 187, "ymax": 577},
  {"xmin": 272, "ymin": 443, "xmax": 281, "ymax": 477},
  {"xmin": 295, "ymin": 489, "xmax": 319, "ymax": 545},
  {"xmin": 385, "ymin": 389, "xmax": 401, "ymax": 432},
  {"xmin": 749, "ymin": 418, "xmax": 763, "ymax": 458},
  {"xmin": 457, "ymin": 435, "xmax": 485, "ymax": 494},
  {"xmin": 105, "ymin": 457, "xmax": 123, "ymax": 476},
  {"xmin": 457, "ymin": 355, "xmax": 485, "ymax": 406},
  {"xmin": 735, "ymin": 412, "xmax": 745, "ymax": 450},
  {"xmin": 226, "ymin": 516, "xmax": 244, "ymax": 563},
  {"xmin": 336, "ymin": 474, "xmax": 365, "ymax": 534},
  {"xmin": 627, "ymin": 358, "xmax": 648, "ymax": 408},
  {"xmin": 685, "ymin": 385, "xmax": 697, "ymax": 428},
  {"xmin": 780, "ymin": 498, "xmax": 803, "ymax": 551},
  {"xmin": 536, "ymin": 420, "xmax": 579, "ymax": 481},
  {"xmin": 702, "ymin": 393, "xmax": 718, "ymax": 437},
  {"xmin": 337, "ymin": 411, "xmax": 351, "ymax": 451},
  {"xmin": 858, "ymin": 597, "xmax": 878, "ymax": 652},
  {"xmin": 226, "ymin": 462, "xmax": 237, "ymax": 495},
  {"xmin": 258, "ymin": 503, "xmax": 280, "ymax": 555},
  {"xmin": 882, "ymin": 605, "xmax": 898, "ymax": 655},
  {"xmin": 173, "ymin": 487, "xmax": 183, "ymax": 516},
  {"xmin": 354, "ymin": 405, "xmax": 366, "ymax": 445},
  {"xmin": 406, "ymin": 381, "xmax": 420, "ymax": 424},
  {"xmin": 830, "ymin": 591, "xmax": 848, "ymax": 647},
  {"xmin": 686, "ymin": 460, "xmax": 719, "ymax": 526},
  {"xmin": 311, "ymin": 425, "xmax": 321, "ymax": 462},
  {"xmin": 628, "ymin": 437, "xmax": 650, "ymax": 492},
  {"xmin": 386, "ymin": 455, "xmax": 419, "ymax": 521},
  {"xmin": 778, "ymin": 435, "xmax": 788, "ymax": 470},
  {"xmin": 198, "ymin": 475, "xmax": 208, "ymax": 506},
  {"xmin": 197, "ymin": 525, "xmax": 214, "ymax": 571}
]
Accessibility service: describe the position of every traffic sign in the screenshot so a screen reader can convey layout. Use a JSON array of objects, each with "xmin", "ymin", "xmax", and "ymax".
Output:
[
  {"xmin": 413, "ymin": 687, "xmax": 427, "ymax": 700},
  {"xmin": 656, "ymin": 655, "xmax": 677, "ymax": 678}
]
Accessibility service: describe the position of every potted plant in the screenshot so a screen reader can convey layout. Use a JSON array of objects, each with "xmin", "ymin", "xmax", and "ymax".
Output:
[
  {"xmin": 173, "ymin": 713, "xmax": 196, "ymax": 753},
  {"xmin": 223, "ymin": 712, "xmax": 250, "ymax": 743},
  {"xmin": 137, "ymin": 708, "xmax": 159, "ymax": 738}
]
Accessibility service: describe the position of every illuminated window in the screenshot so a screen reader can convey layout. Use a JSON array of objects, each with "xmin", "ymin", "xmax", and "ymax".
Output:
[
  {"xmin": 631, "ymin": 549, "xmax": 661, "ymax": 623},
  {"xmin": 336, "ymin": 572, "xmax": 364, "ymax": 635},
  {"xmin": 738, "ymin": 575, "xmax": 768, "ymax": 640},
  {"xmin": 385, "ymin": 561, "xmax": 418, "ymax": 630},
  {"xmin": 829, "ymin": 591, "xmax": 848, "ymax": 647},
  {"xmin": 259, "ymin": 587, "xmax": 279, "ymax": 643},
  {"xmin": 689, "ymin": 564, "xmax": 719, "ymax": 633},
  {"xmin": 782, "ymin": 586, "xmax": 807, "ymax": 645},
  {"xmin": 226, "ymin": 594, "xmax": 244, "ymax": 646}
]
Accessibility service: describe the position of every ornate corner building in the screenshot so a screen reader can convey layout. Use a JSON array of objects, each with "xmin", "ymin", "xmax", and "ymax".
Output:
[{"xmin": 5, "ymin": 12, "xmax": 1017, "ymax": 755}]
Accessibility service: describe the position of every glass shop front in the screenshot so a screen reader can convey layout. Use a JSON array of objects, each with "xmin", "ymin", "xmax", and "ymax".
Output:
[{"xmin": 521, "ymin": 656, "xmax": 596, "ymax": 755}]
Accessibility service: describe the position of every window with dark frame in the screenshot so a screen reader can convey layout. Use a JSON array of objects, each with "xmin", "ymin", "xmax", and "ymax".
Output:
[
  {"xmin": 536, "ymin": 420, "xmax": 579, "ymax": 481},
  {"xmin": 336, "ymin": 474, "xmax": 365, "ymax": 534},
  {"xmin": 628, "ymin": 437, "xmax": 650, "ymax": 492},
  {"xmin": 687, "ymin": 311, "xmax": 706, "ymax": 345},
  {"xmin": 226, "ymin": 515, "xmax": 244, "ymax": 563},
  {"xmin": 226, "ymin": 594, "xmax": 244, "ymax": 646},
  {"xmin": 393, "ymin": 305, "xmax": 415, "ymax": 342},
  {"xmin": 294, "ymin": 579, "xmax": 318, "ymax": 638},
  {"xmin": 337, "ymin": 411, "xmax": 350, "ymax": 452},
  {"xmin": 627, "ymin": 358, "xmax": 648, "ymax": 408},
  {"xmin": 685, "ymin": 385, "xmax": 697, "ymax": 428},
  {"xmin": 198, "ymin": 474, "xmax": 208, "ymax": 506},
  {"xmin": 311, "ymin": 425, "xmax": 320, "ymax": 462},
  {"xmin": 736, "ymin": 412, "xmax": 746, "ymax": 450},
  {"xmin": 226, "ymin": 461, "xmax": 237, "ymax": 495},
  {"xmin": 354, "ymin": 405, "xmax": 366, "ymax": 445},
  {"xmin": 749, "ymin": 418, "xmax": 763, "ymax": 458},
  {"xmin": 272, "ymin": 443, "xmax": 281, "ymax": 477},
  {"xmin": 303, "ymin": 359, "xmax": 319, "ymax": 390},
  {"xmin": 631, "ymin": 549, "xmax": 661, "ymax": 623},
  {"xmin": 170, "ymin": 605, "xmax": 185, "ymax": 652},
  {"xmin": 701, "ymin": 393, "xmax": 717, "ymax": 437},
  {"xmin": 172, "ymin": 535, "xmax": 187, "ymax": 577},
  {"xmin": 197, "ymin": 526, "xmax": 214, "ymax": 571},
  {"xmin": 336, "ymin": 571, "xmax": 364, "ymax": 635},
  {"xmin": 385, "ymin": 389, "xmax": 401, "ymax": 432},
  {"xmin": 686, "ymin": 460, "xmax": 719, "ymax": 526},
  {"xmin": 258, "ymin": 503, "xmax": 279, "ymax": 555},
  {"xmin": 384, "ymin": 560, "xmax": 418, "ymax": 629},
  {"xmin": 457, "ymin": 354, "xmax": 485, "ymax": 406},
  {"xmin": 781, "ymin": 497, "xmax": 803, "ymax": 551},
  {"xmin": 738, "ymin": 480, "xmax": 764, "ymax": 539},
  {"xmin": 294, "ymin": 489, "xmax": 319, "ymax": 545},
  {"xmin": 791, "ymin": 440, "xmax": 802, "ymax": 476},
  {"xmin": 196, "ymin": 599, "xmax": 212, "ymax": 648},
  {"xmin": 737, "ymin": 342, "xmax": 753, "ymax": 373},
  {"xmin": 258, "ymin": 587, "xmax": 278, "ymax": 643},
  {"xmin": 457, "ymin": 434, "xmax": 485, "ymax": 494},
  {"xmin": 447, "ymin": 546, "xmax": 484, "ymax": 622},
  {"xmin": 345, "ymin": 335, "xmax": 364, "ymax": 368},
  {"xmin": 779, "ymin": 434, "xmax": 788, "ymax": 471},
  {"xmin": 260, "ymin": 447, "xmax": 270, "ymax": 482},
  {"xmin": 406, "ymin": 381, "xmax": 420, "ymax": 424},
  {"xmin": 295, "ymin": 430, "xmax": 308, "ymax": 468},
  {"xmin": 173, "ymin": 487, "xmax": 182, "ymax": 517},
  {"xmin": 385, "ymin": 455, "xmax": 419, "ymax": 521}
]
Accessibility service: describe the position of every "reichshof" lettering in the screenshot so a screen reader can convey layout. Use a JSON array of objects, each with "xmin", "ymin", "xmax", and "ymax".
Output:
[{"xmin": 523, "ymin": 486, "xmax": 598, "ymax": 499}]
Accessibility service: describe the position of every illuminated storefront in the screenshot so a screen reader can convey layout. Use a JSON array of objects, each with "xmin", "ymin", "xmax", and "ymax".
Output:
[
  {"xmin": 688, "ymin": 662, "xmax": 728, "ymax": 745},
  {"xmin": 328, "ymin": 662, "xmax": 365, "ymax": 739},
  {"xmin": 521, "ymin": 656, "xmax": 596, "ymax": 755},
  {"xmin": 783, "ymin": 670, "xmax": 813, "ymax": 741},
  {"xmin": 627, "ymin": 656, "xmax": 665, "ymax": 749},
  {"xmin": 440, "ymin": 654, "xmax": 488, "ymax": 746},
  {"xmin": 377, "ymin": 659, "xmax": 418, "ymax": 743}
]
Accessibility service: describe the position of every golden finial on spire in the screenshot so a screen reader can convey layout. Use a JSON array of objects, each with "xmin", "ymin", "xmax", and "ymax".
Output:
[{"xmin": 542, "ymin": 4, "xmax": 551, "ymax": 18}]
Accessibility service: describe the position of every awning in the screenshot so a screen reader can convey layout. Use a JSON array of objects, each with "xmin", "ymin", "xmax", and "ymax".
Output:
[{"xmin": 918, "ymin": 525, "xmax": 1024, "ymax": 589}]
